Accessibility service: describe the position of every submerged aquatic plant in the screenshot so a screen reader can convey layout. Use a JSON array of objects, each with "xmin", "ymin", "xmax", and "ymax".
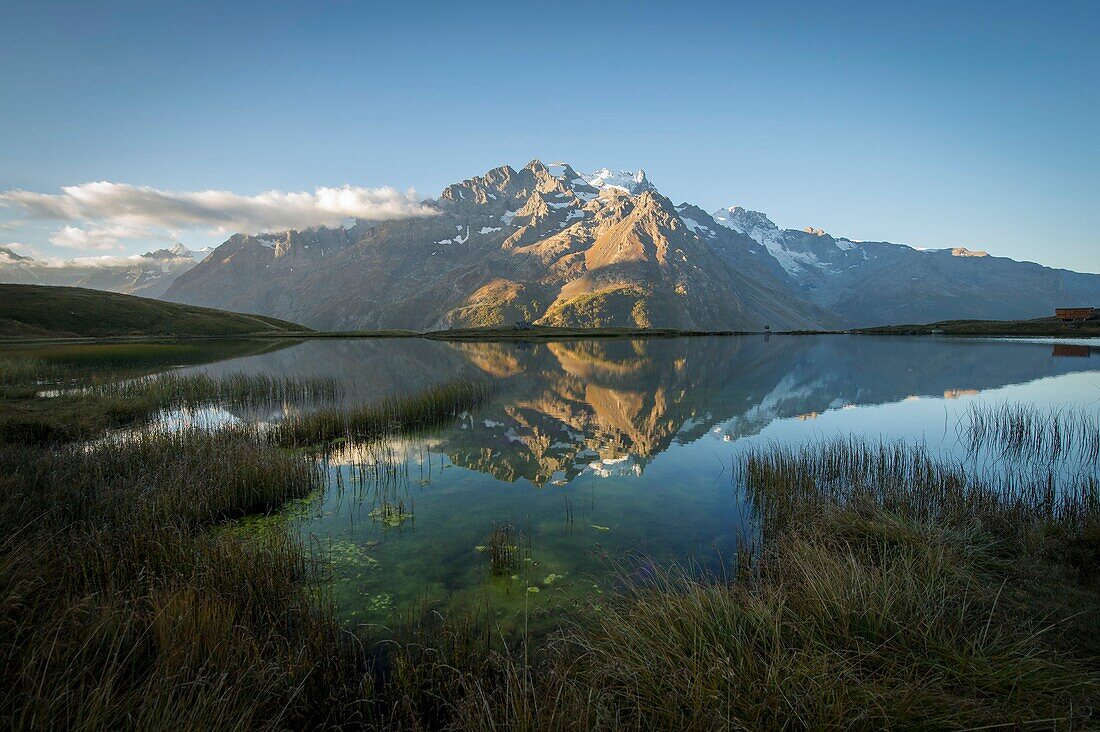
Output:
[
  {"xmin": 485, "ymin": 523, "xmax": 524, "ymax": 575},
  {"xmin": 370, "ymin": 501, "xmax": 413, "ymax": 528}
]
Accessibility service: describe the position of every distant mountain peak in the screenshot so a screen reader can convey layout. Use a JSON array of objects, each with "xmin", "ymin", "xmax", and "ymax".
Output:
[
  {"xmin": 143, "ymin": 243, "xmax": 196, "ymax": 260},
  {"xmin": 950, "ymin": 246, "xmax": 989, "ymax": 257},
  {"xmin": 711, "ymin": 206, "xmax": 779, "ymax": 234},
  {"xmin": 0, "ymin": 245, "xmax": 31, "ymax": 262}
]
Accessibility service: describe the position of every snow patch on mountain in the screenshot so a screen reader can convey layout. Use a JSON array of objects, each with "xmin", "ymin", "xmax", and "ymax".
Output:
[{"xmin": 583, "ymin": 168, "xmax": 655, "ymax": 195}]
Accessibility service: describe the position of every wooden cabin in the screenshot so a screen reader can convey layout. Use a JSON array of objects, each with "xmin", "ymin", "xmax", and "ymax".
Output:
[{"xmin": 1055, "ymin": 307, "xmax": 1095, "ymax": 322}]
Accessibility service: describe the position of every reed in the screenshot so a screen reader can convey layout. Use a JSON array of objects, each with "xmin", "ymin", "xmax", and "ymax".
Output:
[
  {"xmin": 0, "ymin": 428, "xmax": 372, "ymax": 730},
  {"xmin": 4, "ymin": 351, "xmax": 1098, "ymax": 730},
  {"xmin": 965, "ymin": 401, "xmax": 1100, "ymax": 466},
  {"xmin": 0, "ymin": 355, "xmax": 70, "ymax": 386},
  {"xmin": 272, "ymin": 380, "xmax": 495, "ymax": 448},
  {"xmin": 367, "ymin": 438, "xmax": 1100, "ymax": 730},
  {"xmin": 85, "ymin": 371, "xmax": 344, "ymax": 409}
]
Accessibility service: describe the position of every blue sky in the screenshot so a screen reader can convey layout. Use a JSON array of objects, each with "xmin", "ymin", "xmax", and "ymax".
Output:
[{"xmin": 0, "ymin": 0, "xmax": 1097, "ymax": 272}]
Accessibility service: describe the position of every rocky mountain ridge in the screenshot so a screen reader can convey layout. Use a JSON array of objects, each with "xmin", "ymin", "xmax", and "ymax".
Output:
[{"xmin": 161, "ymin": 159, "xmax": 1100, "ymax": 329}]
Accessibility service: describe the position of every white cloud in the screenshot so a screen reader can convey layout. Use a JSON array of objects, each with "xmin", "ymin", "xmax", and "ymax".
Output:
[
  {"xmin": 0, "ymin": 181, "xmax": 437, "ymax": 234},
  {"xmin": 49, "ymin": 224, "xmax": 166, "ymax": 251},
  {"xmin": 0, "ymin": 249, "xmax": 193, "ymax": 269}
]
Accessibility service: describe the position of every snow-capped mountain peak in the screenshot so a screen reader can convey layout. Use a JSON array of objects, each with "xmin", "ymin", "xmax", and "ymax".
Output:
[
  {"xmin": 583, "ymin": 168, "xmax": 655, "ymax": 195},
  {"xmin": 711, "ymin": 206, "xmax": 779, "ymax": 234}
]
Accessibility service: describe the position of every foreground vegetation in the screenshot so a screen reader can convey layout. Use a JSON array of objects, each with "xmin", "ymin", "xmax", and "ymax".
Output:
[
  {"xmin": 272, "ymin": 380, "xmax": 496, "ymax": 447},
  {"xmin": 0, "ymin": 352, "xmax": 1097, "ymax": 729}
]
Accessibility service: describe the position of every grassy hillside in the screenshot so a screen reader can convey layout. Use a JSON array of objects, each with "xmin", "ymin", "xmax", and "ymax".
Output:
[
  {"xmin": 0, "ymin": 284, "xmax": 312, "ymax": 339},
  {"xmin": 855, "ymin": 316, "xmax": 1100, "ymax": 337}
]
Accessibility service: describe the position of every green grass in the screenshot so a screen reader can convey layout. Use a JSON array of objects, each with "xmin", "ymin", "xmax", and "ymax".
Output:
[
  {"xmin": 0, "ymin": 355, "xmax": 70, "ymax": 386},
  {"xmin": 0, "ymin": 356, "xmax": 345, "ymax": 444},
  {"xmin": 0, "ymin": 284, "xmax": 312, "ymax": 339}
]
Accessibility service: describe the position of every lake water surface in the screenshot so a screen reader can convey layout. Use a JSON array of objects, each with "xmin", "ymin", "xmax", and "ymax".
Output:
[{"xmin": 158, "ymin": 335, "xmax": 1100, "ymax": 637}]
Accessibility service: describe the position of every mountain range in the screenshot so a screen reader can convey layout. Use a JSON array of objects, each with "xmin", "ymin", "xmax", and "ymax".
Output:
[
  {"xmin": 0, "ymin": 243, "xmax": 209, "ymax": 298},
  {"xmin": 58, "ymin": 159, "xmax": 1100, "ymax": 330}
]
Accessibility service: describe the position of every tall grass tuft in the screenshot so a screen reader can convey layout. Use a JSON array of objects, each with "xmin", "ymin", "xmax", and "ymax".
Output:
[
  {"xmin": 0, "ymin": 427, "xmax": 370, "ymax": 729},
  {"xmin": 272, "ymin": 380, "xmax": 495, "ymax": 448},
  {"xmin": 0, "ymin": 355, "xmax": 70, "ymax": 386},
  {"xmin": 85, "ymin": 371, "xmax": 344, "ymax": 409},
  {"xmin": 965, "ymin": 401, "xmax": 1100, "ymax": 466},
  {"xmin": 366, "ymin": 438, "xmax": 1100, "ymax": 730}
]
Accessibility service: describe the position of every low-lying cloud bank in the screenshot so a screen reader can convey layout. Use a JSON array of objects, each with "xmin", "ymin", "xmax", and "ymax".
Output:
[
  {"xmin": 0, "ymin": 246, "xmax": 195, "ymax": 269},
  {"xmin": 0, "ymin": 181, "xmax": 437, "ymax": 252}
]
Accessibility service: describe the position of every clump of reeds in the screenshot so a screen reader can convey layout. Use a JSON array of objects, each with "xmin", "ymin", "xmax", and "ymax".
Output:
[
  {"xmin": 85, "ymin": 371, "xmax": 344, "ymax": 409},
  {"xmin": 272, "ymin": 380, "xmax": 495, "ymax": 448},
  {"xmin": 486, "ymin": 523, "xmax": 523, "ymax": 575},
  {"xmin": 0, "ymin": 427, "xmax": 369, "ymax": 729},
  {"xmin": 965, "ymin": 402, "xmax": 1100, "ymax": 466},
  {"xmin": 366, "ymin": 438, "xmax": 1100, "ymax": 730},
  {"xmin": 739, "ymin": 437, "xmax": 1098, "ymax": 564},
  {"xmin": 0, "ymin": 355, "xmax": 71, "ymax": 386}
]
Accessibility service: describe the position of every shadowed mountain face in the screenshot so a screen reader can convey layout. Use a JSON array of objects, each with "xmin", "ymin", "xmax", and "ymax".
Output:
[
  {"xmin": 163, "ymin": 159, "xmax": 1100, "ymax": 330},
  {"xmin": 186, "ymin": 335, "xmax": 1099, "ymax": 487},
  {"xmin": 710, "ymin": 207, "xmax": 1100, "ymax": 327}
]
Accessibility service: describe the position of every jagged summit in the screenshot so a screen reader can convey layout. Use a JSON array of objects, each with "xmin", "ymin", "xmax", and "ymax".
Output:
[{"xmin": 711, "ymin": 206, "xmax": 778, "ymax": 233}]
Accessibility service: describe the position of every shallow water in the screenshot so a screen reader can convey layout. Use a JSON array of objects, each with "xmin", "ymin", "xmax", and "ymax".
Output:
[{"xmin": 156, "ymin": 335, "xmax": 1100, "ymax": 636}]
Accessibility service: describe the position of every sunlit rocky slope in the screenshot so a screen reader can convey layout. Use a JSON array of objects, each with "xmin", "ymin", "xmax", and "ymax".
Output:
[{"xmin": 163, "ymin": 160, "xmax": 1100, "ymax": 329}]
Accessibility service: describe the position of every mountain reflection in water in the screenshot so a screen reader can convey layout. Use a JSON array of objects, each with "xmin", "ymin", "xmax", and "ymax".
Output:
[
  {"xmin": 180, "ymin": 335, "xmax": 1100, "ymax": 634},
  {"xmin": 187, "ymin": 335, "xmax": 1099, "ymax": 487}
]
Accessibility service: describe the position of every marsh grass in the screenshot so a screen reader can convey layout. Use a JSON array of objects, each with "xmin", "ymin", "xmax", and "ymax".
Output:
[
  {"xmin": 4, "ymin": 343, "xmax": 1098, "ymax": 732},
  {"xmin": 0, "ymin": 355, "xmax": 71, "ymax": 386},
  {"xmin": 965, "ymin": 402, "xmax": 1100, "ymax": 467},
  {"xmin": 365, "ymin": 437, "xmax": 1100, "ymax": 730},
  {"xmin": 0, "ymin": 427, "xmax": 374, "ymax": 730},
  {"xmin": 85, "ymin": 371, "xmax": 344, "ymax": 409},
  {"xmin": 272, "ymin": 380, "xmax": 495, "ymax": 448}
]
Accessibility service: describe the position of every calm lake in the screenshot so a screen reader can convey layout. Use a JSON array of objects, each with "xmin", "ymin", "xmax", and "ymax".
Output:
[{"xmin": 31, "ymin": 334, "xmax": 1100, "ymax": 638}]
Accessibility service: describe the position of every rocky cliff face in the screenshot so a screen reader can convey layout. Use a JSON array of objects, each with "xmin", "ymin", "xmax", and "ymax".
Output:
[
  {"xmin": 162, "ymin": 159, "xmax": 1100, "ymax": 329},
  {"xmin": 164, "ymin": 160, "xmax": 833, "ymax": 330}
]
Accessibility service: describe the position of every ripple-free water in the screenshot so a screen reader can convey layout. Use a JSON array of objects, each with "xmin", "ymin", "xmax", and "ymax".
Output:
[{"xmin": 161, "ymin": 336, "xmax": 1100, "ymax": 635}]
